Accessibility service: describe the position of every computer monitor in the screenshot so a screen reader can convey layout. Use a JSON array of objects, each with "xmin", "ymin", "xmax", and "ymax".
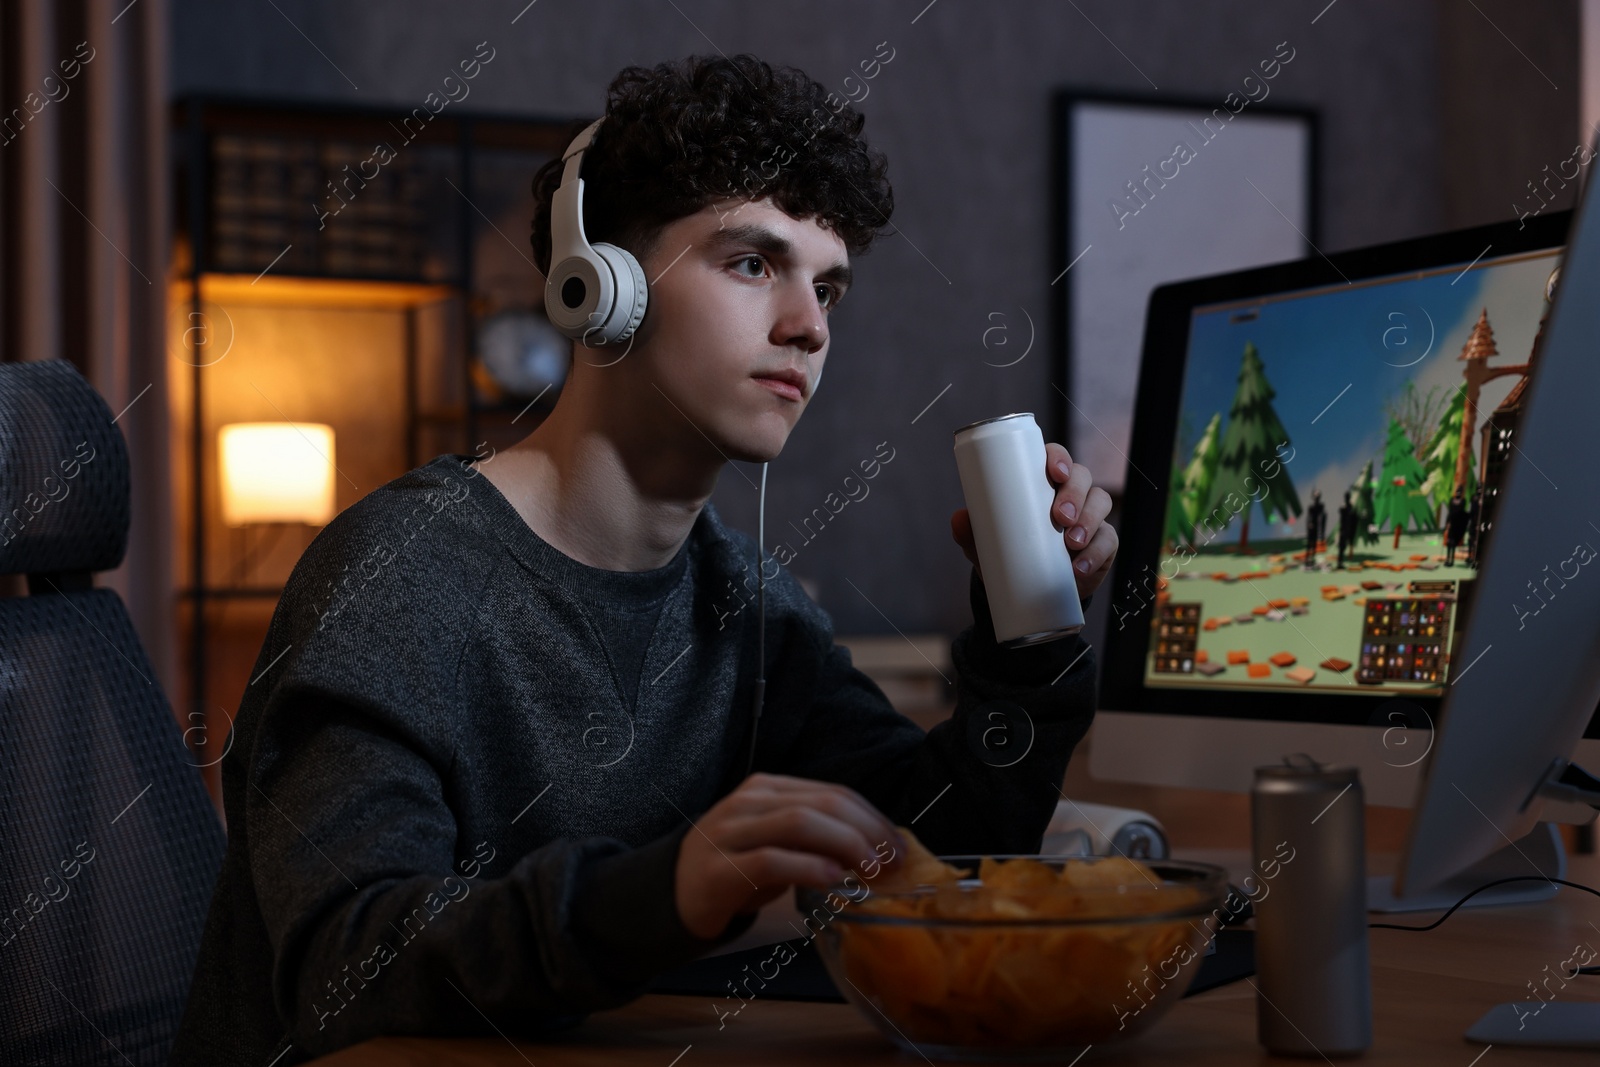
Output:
[
  {"xmin": 1397, "ymin": 179, "xmax": 1600, "ymax": 896},
  {"xmin": 1094, "ymin": 208, "xmax": 1600, "ymax": 808},
  {"xmin": 1394, "ymin": 157, "xmax": 1600, "ymax": 1050}
]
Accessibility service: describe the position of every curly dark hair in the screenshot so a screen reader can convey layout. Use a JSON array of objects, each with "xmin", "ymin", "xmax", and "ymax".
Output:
[{"xmin": 530, "ymin": 53, "xmax": 894, "ymax": 279}]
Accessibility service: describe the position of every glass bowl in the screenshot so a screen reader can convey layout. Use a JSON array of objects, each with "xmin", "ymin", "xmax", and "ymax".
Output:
[{"xmin": 795, "ymin": 855, "xmax": 1230, "ymax": 1063}]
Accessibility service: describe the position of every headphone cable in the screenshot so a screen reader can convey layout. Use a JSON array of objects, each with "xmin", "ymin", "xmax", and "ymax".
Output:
[{"xmin": 745, "ymin": 461, "xmax": 768, "ymax": 779}]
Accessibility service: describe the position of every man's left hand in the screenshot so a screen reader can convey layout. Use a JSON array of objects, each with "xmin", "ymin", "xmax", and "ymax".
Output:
[{"xmin": 950, "ymin": 441, "xmax": 1118, "ymax": 601}]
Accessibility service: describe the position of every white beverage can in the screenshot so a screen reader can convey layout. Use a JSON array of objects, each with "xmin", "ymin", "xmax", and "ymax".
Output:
[{"xmin": 952, "ymin": 412, "xmax": 1085, "ymax": 645}]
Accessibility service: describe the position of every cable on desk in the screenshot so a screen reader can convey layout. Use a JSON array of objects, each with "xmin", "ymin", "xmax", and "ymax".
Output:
[{"xmin": 1368, "ymin": 875, "xmax": 1600, "ymax": 975}]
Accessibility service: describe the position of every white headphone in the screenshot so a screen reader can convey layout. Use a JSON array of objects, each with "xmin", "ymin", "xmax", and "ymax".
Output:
[{"xmin": 544, "ymin": 117, "xmax": 649, "ymax": 346}]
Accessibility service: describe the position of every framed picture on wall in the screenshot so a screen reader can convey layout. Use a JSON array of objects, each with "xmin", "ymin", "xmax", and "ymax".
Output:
[{"xmin": 1053, "ymin": 88, "xmax": 1318, "ymax": 495}]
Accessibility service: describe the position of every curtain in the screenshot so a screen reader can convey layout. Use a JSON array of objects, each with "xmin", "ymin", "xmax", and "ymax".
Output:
[{"xmin": 0, "ymin": 0, "xmax": 174, "ymax": 695}]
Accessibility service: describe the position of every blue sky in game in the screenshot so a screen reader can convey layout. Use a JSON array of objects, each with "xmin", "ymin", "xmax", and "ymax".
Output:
[{"xmin": 1173, "ymin": 249, "xmax": 1561, "ymax": 544}]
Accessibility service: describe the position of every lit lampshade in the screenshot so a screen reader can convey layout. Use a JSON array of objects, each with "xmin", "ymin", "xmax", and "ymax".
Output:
[{"xmin": 219, "ymin": 422, "xmax": 337, "ymax": 526}]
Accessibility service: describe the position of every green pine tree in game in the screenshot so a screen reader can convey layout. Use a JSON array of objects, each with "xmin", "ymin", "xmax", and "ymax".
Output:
[
  {"xmin": 1164, "ymin": 462, "xmax": 1193, "ymax": 549},
  {"xmin": 1351, "ymin": 458, "xmax": 1379, "ymax": 546},
  {"xmin": 1375, "ymin": 417, "xmax": 1437, "ymax": 548},
  {"xmin": 1421, "ymin": 385, "xmax": 1476, "ymax": 523},
  {"xmin": 1178, "ymin": 412, "xmax": 1222, "ymax": 546},
  {"xmin": 1207, "ymin": 343, "xmax": 1301, "ymax": 554}
]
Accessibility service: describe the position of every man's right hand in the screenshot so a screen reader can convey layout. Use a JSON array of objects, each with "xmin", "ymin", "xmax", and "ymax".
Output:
[{"xmin": 672, "ymin": 772, "xmax": 905, "ymax": 940}]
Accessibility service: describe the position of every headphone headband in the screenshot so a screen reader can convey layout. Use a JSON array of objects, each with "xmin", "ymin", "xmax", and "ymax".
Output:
[{"xmin": 560, "ymin": 117, "xmax": 603, "ymax": 188}]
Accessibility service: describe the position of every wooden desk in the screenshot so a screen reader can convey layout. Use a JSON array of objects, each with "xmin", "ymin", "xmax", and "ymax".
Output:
[{"xmin": 310, "ymin": 851, "xmax": 1600, "ymax": 1066}]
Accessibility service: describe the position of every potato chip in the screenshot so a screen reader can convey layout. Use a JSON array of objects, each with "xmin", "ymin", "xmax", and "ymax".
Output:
[
  {"xmin": 839, "ymin": 924, "xmax": 948, "ymax": 1006},
  {"xmin": 869, "ymin": 825, "xmax": 963, "ymax": 893},
  {"xmin": 979, "ymin": 855, "xmax": 1058, "ymax": 892},
  {"xmin": 1058, "ymin": 855, "xmax": 1158, "ymax": 889}
]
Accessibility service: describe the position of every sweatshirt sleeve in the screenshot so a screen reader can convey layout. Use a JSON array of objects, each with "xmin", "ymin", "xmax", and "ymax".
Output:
[
  {"xmin": 247, "ymin": 684, "xmax": 751, "ymax": 1056},
  {"xmin": 773, "ymin": 565, "xmax": 1096, "ymax": 857}
]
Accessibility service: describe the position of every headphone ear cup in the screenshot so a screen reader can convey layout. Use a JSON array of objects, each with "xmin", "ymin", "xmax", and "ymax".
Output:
[
  {"xmin": 589, "ymin": 243, "xmax": 648, "ymax": 345},
  {"xmin": 545, "ymin": 251, "xmax": 614, "ymax": 341}
]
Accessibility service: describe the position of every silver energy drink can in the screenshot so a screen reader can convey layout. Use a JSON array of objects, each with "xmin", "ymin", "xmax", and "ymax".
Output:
[
  {"xmin": 1251, "ymin": 760, "xmax": 1372, "ymax": 1057},
  {"xmin": 952, "ymin": 412, "xmax": 1084, "ymax": 645}
]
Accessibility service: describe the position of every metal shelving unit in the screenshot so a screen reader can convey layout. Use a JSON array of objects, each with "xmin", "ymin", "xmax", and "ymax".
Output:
[{"xmin": 173, "ymin": 95, "xmax": 576, "ymax": 731}]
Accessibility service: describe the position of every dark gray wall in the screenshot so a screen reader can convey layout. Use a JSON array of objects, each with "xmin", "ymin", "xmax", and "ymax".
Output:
[{"xmin": 170, "ymin": 0, "xmax": 1578, "ymax": 638}]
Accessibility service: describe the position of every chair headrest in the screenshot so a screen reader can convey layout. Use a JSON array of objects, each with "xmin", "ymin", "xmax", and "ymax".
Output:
[{"xmin": 0, "ymin": 360, "xmax": 130, "ymax": 576}]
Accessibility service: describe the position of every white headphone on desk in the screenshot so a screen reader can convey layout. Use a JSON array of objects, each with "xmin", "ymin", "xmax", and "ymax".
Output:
[{"xmin": 544, "ymin": 117, "xmax": 649, "ymax": 346}]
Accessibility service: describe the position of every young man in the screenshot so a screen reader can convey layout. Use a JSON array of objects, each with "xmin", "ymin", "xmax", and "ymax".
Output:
[{"xmin": 172, "ymin": 54, "xmax": 1116, "ymax": 1065}]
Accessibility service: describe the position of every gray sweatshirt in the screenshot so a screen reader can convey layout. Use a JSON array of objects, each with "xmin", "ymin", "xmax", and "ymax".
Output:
[{"xmin": 169, "ymin": 453, "xmax": 1096, "ymax": 1065}]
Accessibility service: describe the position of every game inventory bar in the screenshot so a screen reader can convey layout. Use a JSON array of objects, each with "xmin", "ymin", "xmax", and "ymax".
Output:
[
  {"xmin": 1356, "ymin": 595, "xmax": 1454, "ymax": 685},
  {"xmin": 1152, "ymin": 601, "xmax": 1201, "ymax": 673}
]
